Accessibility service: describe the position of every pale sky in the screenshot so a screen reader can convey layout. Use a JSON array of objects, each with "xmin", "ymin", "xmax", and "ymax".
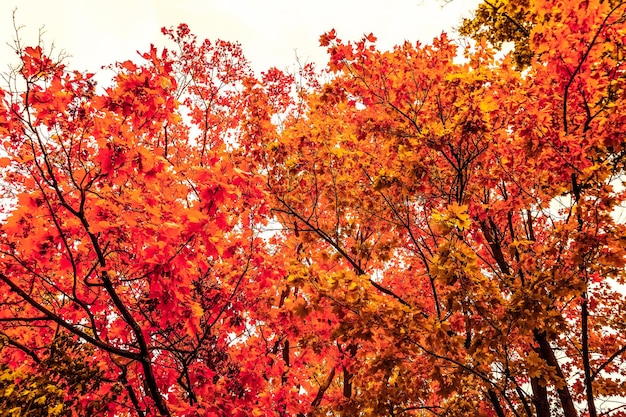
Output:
[{"xmin": 0, "ymin": 0, "xmax": 480, "ymax": 78}]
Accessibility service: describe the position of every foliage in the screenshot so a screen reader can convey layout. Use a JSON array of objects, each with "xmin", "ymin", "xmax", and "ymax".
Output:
[
  {"xmin": 459, "ymin": 0, "xmax": 626, "ymax": 69},
  {"xmin": 0, "ymin": 334, "xmax": 115, "ymax": 416},
  {"xmin": 459, "ymin": 0, "xmax": 534, "ymax": 68},
  {"xmin": 1, "ymin": 1, "xmax": 626, "ymax": 416}
]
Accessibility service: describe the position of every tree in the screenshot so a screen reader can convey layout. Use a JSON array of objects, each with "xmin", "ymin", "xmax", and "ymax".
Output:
[
  {"xmin": 0, "ymin": 26, "xmax": 294, "ymax": 417},
  {"xmin": 1, "ymin": 1, "xmax": 625, "ymax": 416},
  {"xmin": 252, "ymin": 1, "xmax": 626, "ymax": 415}
]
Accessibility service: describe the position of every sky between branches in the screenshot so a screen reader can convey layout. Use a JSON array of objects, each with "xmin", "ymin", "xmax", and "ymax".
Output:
[{"xmin": 0, "ymin": 0, "xmax": 480, "ymax": 77}]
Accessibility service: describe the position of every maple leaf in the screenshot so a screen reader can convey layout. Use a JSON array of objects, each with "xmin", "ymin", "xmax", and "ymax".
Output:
[{"xmin": 320, "ymin": 29, "xmax": 337, "ymax": 47}]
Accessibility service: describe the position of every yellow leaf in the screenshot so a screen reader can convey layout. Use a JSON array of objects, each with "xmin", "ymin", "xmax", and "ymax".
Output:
[
  {"xmin": 479, "ymin": 97, "xmax": 498, "ymax": 113},
  {"xmin": 526, "ymin": 351, "xmax": 544, "ymax": 378},
  {"xmin": 191, "ymin": 302, "xmax": 204, "ymax": 319},
  {"xmin": 448, "ymin": 203, "xmax": 471, "ymax": 230},
  {"xmin": 49, "ymin": 404, "xmax": 64, "ymax": 416}
]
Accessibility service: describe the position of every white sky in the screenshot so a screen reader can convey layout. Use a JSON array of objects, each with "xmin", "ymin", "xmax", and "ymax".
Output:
[{"xmin": 0, "ymin": 0, "xmax": 480, "ymax": 77}]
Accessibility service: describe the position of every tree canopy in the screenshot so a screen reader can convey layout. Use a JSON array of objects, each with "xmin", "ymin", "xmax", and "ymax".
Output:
[{"xmin": 1, "ymin": 1, "xmax": 625, "ymax": 416}]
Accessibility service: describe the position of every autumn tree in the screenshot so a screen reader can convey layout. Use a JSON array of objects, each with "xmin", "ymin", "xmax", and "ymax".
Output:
[
  {"xmin": 0, "ymin": 25, "xmax": 308, "ymax": 417},
  {"xmin": 247, "ymin": 0, "xmax": 626, "ymax": 416},
  {"xmin": 1, "ymin": 1, "xmax": 626, "ymax": 416}
]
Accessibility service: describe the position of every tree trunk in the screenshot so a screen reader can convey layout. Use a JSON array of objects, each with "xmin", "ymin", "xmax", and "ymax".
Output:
[
  {"xmin": 531, "ymin": 377, "xmax": 551, "ymax": 417},
  {"xmin": 534, "ymin": 330, "xmax": 578, "ymax": 417}
]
